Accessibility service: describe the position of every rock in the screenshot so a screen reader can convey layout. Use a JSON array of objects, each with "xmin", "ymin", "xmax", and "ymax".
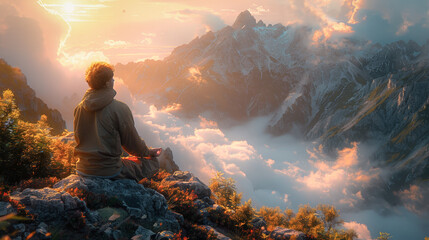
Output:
[
  {"xmin": 168, "ymin": 211, "xmax": 184, "ymax": 225},
  {"xmin": 203, "ymin": 225, "xmax": 231, "ymax": 240},
  {"xmin": 9, "ymin": 188, "xmax": 86, "ymax": 222},
  {"xmin": 251, "ymin": 217, "xmax": 267, "ymax": 229},
  {"xmin": 0, "ymin": 202, "xmax": 14, "ymax": 216},
  {"xmin": 158, "ymin": 147, "xmax": 180, "ymax": 174},
  {"xmin": 13, "ymin": 223, "xmax": 26, "ymax": 233},
  {"xmin": 154, "ymin": 230, "xmax": 175, "ymax": 240},
  {"xmin": 161, "ymin": 171, "xmax": 211, "ymax": 199},
  {"xmin": 53, "ymin": 175, "xmax": 177, "ymax": 230},
  {"xmin": 265, "ymin": 227, "xmax": 308, "ymax": 240},
  {"xmin": 132, "ymin": 226, "xmax": 155, "ymax": 240},
  {"xmin": 112, "ymin": 229, "xmax": 122, "ymax": 240}
]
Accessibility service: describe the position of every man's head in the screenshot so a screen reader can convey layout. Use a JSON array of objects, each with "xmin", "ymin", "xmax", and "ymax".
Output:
[{"xmin": 85, "ymin": 62, "xmax": 114, "ymax": 89}]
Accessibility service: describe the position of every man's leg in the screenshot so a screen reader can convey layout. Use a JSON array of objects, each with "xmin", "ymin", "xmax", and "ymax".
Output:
[{"xmin": 114, "ymin": 157, "xmax": 159, "ymax": 181}]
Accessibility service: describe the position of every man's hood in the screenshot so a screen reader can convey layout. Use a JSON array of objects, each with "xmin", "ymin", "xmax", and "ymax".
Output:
[{"xmin": 81, "ymin": 88, "xmax": 116, "ymax": 112}]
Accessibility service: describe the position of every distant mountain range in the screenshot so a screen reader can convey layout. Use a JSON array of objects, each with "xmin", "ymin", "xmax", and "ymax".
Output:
[
  {"xmin": 0, "ymin": 59, "xmax": 66, "ymax": 135},
  {"xmin": 115, "ymin": 11, "xmax": 429, "ymax": 195}
]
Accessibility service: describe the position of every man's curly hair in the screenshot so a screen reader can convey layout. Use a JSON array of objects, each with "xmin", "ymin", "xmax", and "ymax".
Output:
[{"xmin": 85, "ymin": 62, "xmax": 114, "ymax": 89}]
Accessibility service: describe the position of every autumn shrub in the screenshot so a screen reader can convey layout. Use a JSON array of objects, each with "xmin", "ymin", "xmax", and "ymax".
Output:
[
  {"xmin": 140, "ymin": 170, "xmax": 202, "ymax": 223},
  {"xmin": 14, "ymin": 177, "xmax": 59, "ymax": 190},
  {"xmin": 258, "ymin": 206, "xmax": 289, "ymax": 230},
  {"xmin": 232, "ymin": 199, "xmax": 256, "ymax": 228},
  {"xmin": 209, "ymin": 171, "xmax": 242, "ymax": 210},
  {"xmin": 173, "ymin": 223, "xmax": 217, "ymax": 240},
  {"xmin": 0, "ymin": 90, "xmax": 74, "ymax": 186}
]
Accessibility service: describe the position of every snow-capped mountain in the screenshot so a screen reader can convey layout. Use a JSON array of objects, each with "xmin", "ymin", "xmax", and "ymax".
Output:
[{"xmin": 115, "ymin": 11, "xmax": 429, "ymax": 193}]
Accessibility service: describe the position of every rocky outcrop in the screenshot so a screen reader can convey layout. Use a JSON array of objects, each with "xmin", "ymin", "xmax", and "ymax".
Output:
[
  {"xmin": 161, "ymin": 171, "xmax": 212, "ymax": 200},
  {"xmin": 0, "ymin": 59, "xmax": 66, "ymax": 135},
  {"xmin": 1, "ymin": 171, "xmax": 311, "ymax": 240},
  {"xmin": 5, "ymin": 175, "xmax": 180, "ymax": 239}
]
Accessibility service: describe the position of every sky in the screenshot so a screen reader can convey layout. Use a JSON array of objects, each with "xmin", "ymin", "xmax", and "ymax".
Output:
[{"xmin": 1, "ymin": 0, "xmax": 429, "ymax": 239}]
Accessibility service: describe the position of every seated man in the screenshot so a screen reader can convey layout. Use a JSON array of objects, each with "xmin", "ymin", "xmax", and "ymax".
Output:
[{"xmin": 74, "ymin": 62, "xmax": 172, "ymax": 181}]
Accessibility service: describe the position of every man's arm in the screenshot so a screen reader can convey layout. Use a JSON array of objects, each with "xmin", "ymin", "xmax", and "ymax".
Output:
[{"xmin": 117, "ymin": 103, "xmax": 150, "ymax": 157}]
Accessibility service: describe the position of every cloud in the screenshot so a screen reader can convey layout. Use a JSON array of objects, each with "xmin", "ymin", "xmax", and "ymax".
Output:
[
  {"xmin": 166, "ymin": 8, "xmax": 226, "ymax": 32},
  {"xmin": 343, "ymin": 221, "xmax": 372, "ymax": 240},
  {"xmin": 248, "ymin": 4, "xmax": 270, "ymax": 16},
  {"xmin": 104, "ymin": 40, "xmax": 129, "ymax": 48},
  {"xmin": 396, "ymin": 183, "xmax": 429, "ymax": 216},
  {"xmin": 0, "ymin": 0, "xmax": 91, "ymax": 128},
  {"xmin": 334, "ymin": 142, "xmax": 358, "ymax": 169}
]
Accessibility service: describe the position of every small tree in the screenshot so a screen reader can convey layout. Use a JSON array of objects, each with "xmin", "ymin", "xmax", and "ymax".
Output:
[
  {"xmin": 233, "ymin": 199, "xmax": 255, "ymax": 227},
  {"xmin": 317, "ymin": 204, "xmax": 343, "ymax": 232},
  {"xmin": 209, "ymin": 171, "xmax": 242, "ymax": 210},
  {"xmin": 258, "ymin": 206, "xmax": 288, "ymax": 230},
  {"xmin": 289, "ymin": 204, "xmax": 325, "ymax": 238}
]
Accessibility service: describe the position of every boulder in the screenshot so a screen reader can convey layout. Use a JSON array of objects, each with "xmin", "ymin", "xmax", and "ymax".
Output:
[
  {"xmin": 251, "ymin": 216, "xmax": 267, "ymax": 229},
  {"xmin": 158, "ymin": 147, "xmax": 180, "ymax": 174},
  {"xmin": 9, "ymin": 174, "xmax": 180, "ymax": 237},
  {"xmin": 265, "ymin": 227, "xmax": 308, "ymax": 240},
  {"xmin": 0, "ymin": 202, "xmax": 14, "ymax": 216},
  {"xmin": 53, "ymin": 175, "xmax": 171, "ymax": 223},
  {"xmin": 203, "ymin": 225, "xmax": 231, "ymax": 240},
  {"xmin": 9, "ymin": 187, "xmax": 86, "ymax": 221},
  {"xmin": 161, "ymin": 171, "xmax": 211, "ymax": 199}
]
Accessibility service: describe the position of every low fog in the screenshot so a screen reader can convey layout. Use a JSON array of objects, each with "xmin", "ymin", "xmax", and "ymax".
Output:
[{"xmin": 111, "ymin": 78, "xmax": 428, "ymax": 239}]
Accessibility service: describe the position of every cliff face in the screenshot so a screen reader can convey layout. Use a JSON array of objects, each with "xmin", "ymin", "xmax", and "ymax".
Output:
[{"xmin": 0, "ymin": 59, "xmax": 66, "ymax": 135}]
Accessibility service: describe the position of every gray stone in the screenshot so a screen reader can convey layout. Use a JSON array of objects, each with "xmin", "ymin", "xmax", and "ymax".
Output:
[
  {"xmin": 251, "ymin": 216, "xmax": 267, "ymax": 229},
  {"xmin": 13, "ymin": 223, "xmax": 26, "ymax": 233},
  {"xmin": 266, "ymin": 227, "xmax": 308, "ymax": 240},
  {"xmin": 134, "ymin": 226, "xmax": 155, "ymax": 240},
  {"xmin": 112, "ymin": 229, "xmax": 122, "ymax": 240},
  {"xmin": 158, "ymin": 147, "xmax": 180, "ymax": 174},
  {"xmin": 161, "ymin": 171, "xmax": 211, "ymax": 199},
  {"xmin": 54, "ymin": 175, "xmax": 170, "ymax": 223},
  {"xmin": 203, "ymin": 225, "xmax": 231, "ymax": 240},
  {"xmin": 53, "ymin": 175, "xmax": 179, "ymax": 231},
  {"xmin": 10, "ymin": 188, "xmax": 87, "ymax": 222},
  {"xmin": 0, "ymin": 202, "xmax": 14, "ymax": 216}
]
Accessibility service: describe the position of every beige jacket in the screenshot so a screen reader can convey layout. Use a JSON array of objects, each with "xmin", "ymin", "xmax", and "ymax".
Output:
[{"xmin": 74, "ymin": 87, "xmax": 150, "ymax": 177}]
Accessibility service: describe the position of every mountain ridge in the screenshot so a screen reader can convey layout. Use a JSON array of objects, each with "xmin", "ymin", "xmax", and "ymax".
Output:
[
  {"xmin": 114, "ymin": 11, "xmax": 429, "ymax": 205},
  {"xmin": 0, "ymin": 59, "xmax": 66, "ymax": 135}
]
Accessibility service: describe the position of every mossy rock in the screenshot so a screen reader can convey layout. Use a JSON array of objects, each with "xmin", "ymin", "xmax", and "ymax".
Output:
[{"xmin": 96, "ymin": 207, "xmax": 129, "ymax": 223}]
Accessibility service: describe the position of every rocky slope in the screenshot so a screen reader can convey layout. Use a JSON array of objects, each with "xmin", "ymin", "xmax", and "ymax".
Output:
[
  {"xmin": 0, "ymin": 59, "xmax": 66, "ymax": 135},
  {"xmin": 0, "ymin": 172, "xmax": 308, "ymax": 240},
  {"xmin": 115, "ymin": 11, "xmax": 429, "ymax": 196}
]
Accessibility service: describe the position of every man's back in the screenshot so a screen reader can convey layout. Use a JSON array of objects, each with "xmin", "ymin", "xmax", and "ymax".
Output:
[{"xmin": 74, "ymin": 87, "xmax": 150, "ymax": 177}]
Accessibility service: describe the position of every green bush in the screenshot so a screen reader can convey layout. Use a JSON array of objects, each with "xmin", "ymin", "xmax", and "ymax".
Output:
[{"xmin": 0, "ymin": 90, "xmax": 72, "ymax": 185}]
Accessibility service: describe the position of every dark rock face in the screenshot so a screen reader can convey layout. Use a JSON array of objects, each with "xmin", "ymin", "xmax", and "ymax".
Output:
[{"xmin": 0, "ymin": 59, "xmax": 66, "ymax": 134}]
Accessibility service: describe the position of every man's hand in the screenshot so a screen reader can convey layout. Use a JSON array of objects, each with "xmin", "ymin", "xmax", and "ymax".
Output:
[{"xmin": 149, "ymin": 148, "xmax": 162, "ymax": 157}]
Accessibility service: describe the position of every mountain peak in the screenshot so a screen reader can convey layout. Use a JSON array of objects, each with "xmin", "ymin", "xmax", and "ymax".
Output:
[{"xmin": 232, "ymin": 10, "xmax": 256, "ymax": 29}]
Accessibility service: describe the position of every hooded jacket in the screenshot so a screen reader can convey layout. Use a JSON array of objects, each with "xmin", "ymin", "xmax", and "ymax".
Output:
[{"xmin": 74, "ymin": 87, "xmax": 150, "ymax": 177}]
